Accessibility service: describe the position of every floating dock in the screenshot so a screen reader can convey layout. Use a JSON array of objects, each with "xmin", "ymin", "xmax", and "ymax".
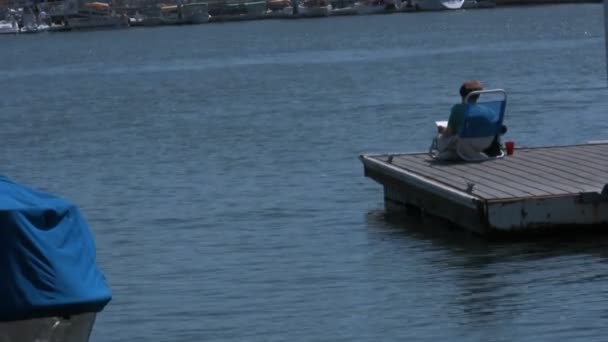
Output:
[{"xmin": 360, "ymin": 143, "xmax": 608, "ymax": 236}]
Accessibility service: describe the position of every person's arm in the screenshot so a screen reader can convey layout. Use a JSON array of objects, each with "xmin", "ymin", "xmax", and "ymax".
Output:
[
  {"xmin": 441, "ymin": 126, "xmax": 453, "ymax": 136},
  {"xmin": 442, "ymin": 105, "xmax": 458, "ymax": 137}
]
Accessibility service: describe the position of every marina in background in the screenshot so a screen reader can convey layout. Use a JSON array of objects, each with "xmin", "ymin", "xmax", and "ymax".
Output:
[{"xmin": 0, "ymin": 0, "xmax": 602, "ymax": 33}]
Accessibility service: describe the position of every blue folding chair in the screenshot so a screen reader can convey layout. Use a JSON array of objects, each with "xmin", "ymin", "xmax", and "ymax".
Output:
[{"xmin": 430, "ymin": 89, "xmax": 507, "ymax": 161}]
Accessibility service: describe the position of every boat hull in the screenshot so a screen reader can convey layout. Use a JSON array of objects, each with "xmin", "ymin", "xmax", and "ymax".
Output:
[
  {"xmin": 0, "ymin": 313, "xmax": 97, "ymax": 342},
  {"xmin": 0, "ymin": 28, "xmax": 19, "ymax": 34},
  {"xmin": 298, "ymin": 4, "xmax": 332, "ymax": 16},
  {"xmin": 65, "ymin": 15, "xmax": 128, "ymax": 30},
  {"xmin": 412, "ymin": 0, "xmax": 464, "ymax": 10},
  {"xmin": 354, "ymin": 3, "xmax": 387, "ymax": 14},
  {"xmin": 0, "ymin": 20, "xmax": 19, "ymax": 34}
]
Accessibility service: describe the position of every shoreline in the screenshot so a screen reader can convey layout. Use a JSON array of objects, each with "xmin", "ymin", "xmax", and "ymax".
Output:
[{"xmin": 0, "ymin": 0, "xmax": 602, "ymax": 34}]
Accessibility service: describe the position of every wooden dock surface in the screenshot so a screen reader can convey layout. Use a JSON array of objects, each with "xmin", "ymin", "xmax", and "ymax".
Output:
[
  {"xmin": 361, "ymin": 143, "xmax": 608, "ymax": 234},
  {"xmin": 370, "ymin": 144, "xmax": 608, "ymax": 200}
]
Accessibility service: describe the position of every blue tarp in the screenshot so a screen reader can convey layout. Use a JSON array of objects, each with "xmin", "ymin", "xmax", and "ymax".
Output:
[{"xmin": 0, "ymin": 176, "xmax": 111, "ymax": 322}]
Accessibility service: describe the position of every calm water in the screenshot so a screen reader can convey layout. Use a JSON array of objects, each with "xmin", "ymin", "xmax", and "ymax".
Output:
[{"xmin": 2, "ymin": 4, "xmax": 608, "ymax": 341}]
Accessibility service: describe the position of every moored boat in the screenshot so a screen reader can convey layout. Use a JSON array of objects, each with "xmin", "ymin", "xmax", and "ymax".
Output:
[
  {"xmin": 58, "ymin": 2, "xmax": 128, "ymax": 31},
  {"xmin": 267, "ymin": 0, "xmax": 292, "ymax": 11},
  {"xmin": 411, "ymin": 0, "xmax": 464, "ymax": 10},
  {"xmin": 18, "ymin": 8, "xmax": 40, "ymax": 33},
  {"xmin": 209, "ymin": 0, "xmax": 267, "ymax": 21},
  {"xmin": 297, "ymin": 0, "xmax": 332, "ymax": 17},
  {"xmin": 266, "ymin": 0, "xmax": 293, "ymax": 16},
  {"xmin": 330, "ymin": 5, "xmax": 357, "ymax": 15},
  {"xmin": 0, "ymin": 16, "xmax": 19, "ymax": 35},
  {"xmin": 128, "ymin": 7, "xmax": 164, "ymax": 27},
  {"xmin": 0, "ymin": 176, "xmax": 111, "ymax": 342},
  {"xmin": 182, "ymin": 2, "xmax": 210, "ymax": 23},
  {"xmin": 160, "ymin": 2, "xmax": 210, "ymax": 25},
  {"xmin": 353, "ymin": 0, "xmax": 400, "ymax": 14}
]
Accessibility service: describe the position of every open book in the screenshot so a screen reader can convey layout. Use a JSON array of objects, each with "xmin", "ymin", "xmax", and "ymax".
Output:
[{"xmin": 435, "ymin": 120, "xmax": 448, "ymax": 127}]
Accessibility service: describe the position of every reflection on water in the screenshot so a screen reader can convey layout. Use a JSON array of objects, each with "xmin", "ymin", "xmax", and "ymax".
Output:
[
  {"xmin": 365, "ymin": 209, "xmax": 608, "ymax": 340},
  {"xmin": 368, "ymin": 205, "xmax": 608, "ymax": 250}
]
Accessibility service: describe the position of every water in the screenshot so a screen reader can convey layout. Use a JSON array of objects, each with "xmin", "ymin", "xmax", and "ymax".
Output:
[{"xmin": 1, "ymin": 4, "xmax": 608, "ymax": 341}]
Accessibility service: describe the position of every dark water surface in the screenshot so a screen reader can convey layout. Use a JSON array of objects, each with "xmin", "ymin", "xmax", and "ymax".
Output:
[{"xmin": 1, "ymin": 4, "xmax": 608, "ymax": 341}]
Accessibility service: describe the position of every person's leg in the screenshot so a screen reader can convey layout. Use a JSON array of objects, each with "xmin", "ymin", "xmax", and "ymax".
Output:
[
  {"xmin": 436, "ymin": 134, "xmax": 459, "ymax": 160},
  {"xmin": 457, "ymin": 137, "xmax": 494, "ymax": 161}
]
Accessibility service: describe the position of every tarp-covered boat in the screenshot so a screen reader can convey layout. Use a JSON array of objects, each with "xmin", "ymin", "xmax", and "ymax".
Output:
[{"xmin": 0, "ymin": 176, "xmax": 111, "ymax": 342}]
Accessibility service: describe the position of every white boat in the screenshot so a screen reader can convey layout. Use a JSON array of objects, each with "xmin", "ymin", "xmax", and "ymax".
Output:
[
  {"xmin": 128, "ymin": 12, "xmax": 145, "ymax": 26},
  {"xmin": 297, "ymin": 0, "xmax": 332, "ymax": 17},
  {"xmin": 0, "ymin": 18, "xmax": 19, "ymax": 35},
  {"xmin": 36, "ymin": 11, "xmax": 52, "ymax": 32},
  {"xmin": 19, "ymin": 9, "xmax": 39, "ymax": 33},
  {"xmin": 62, "ymin": 2, "xmax": 128, "ymax": 30},
  {"xmin": 411, "ymin": 0, "xmax": 464, "ymax": 10},
  {"xmin": 330, "ymin": 6, "xmax": 357, "ymax": 15},
  {"xmin": 65, "ymin": 14, "xmax": 128, "ymax": 30},
  {"xmin": 14, "ymin": 8, "xmax": 54, "ymax": 34},
  {"xmin": 160, "ymin": 2, "xmax": 210, "ymax": 25}
]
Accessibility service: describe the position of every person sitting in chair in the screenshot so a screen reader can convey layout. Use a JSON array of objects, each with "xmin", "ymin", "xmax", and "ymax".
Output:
[
  {"xmin": 435, "ymin": 80, "xmax": 506, "ymax": 160},
  {"xmin": 438, "ymin": 80, "xmax": 482, "ymax": 137},
  {"xmin": 434, "ymin": 80, "xmax": 483, "ymax": 160}
]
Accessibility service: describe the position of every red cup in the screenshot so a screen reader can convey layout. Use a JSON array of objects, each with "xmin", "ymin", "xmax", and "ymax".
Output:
[{"xmin": 505, "ymin": 141, "xmax": 514, "ymax": 156}]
